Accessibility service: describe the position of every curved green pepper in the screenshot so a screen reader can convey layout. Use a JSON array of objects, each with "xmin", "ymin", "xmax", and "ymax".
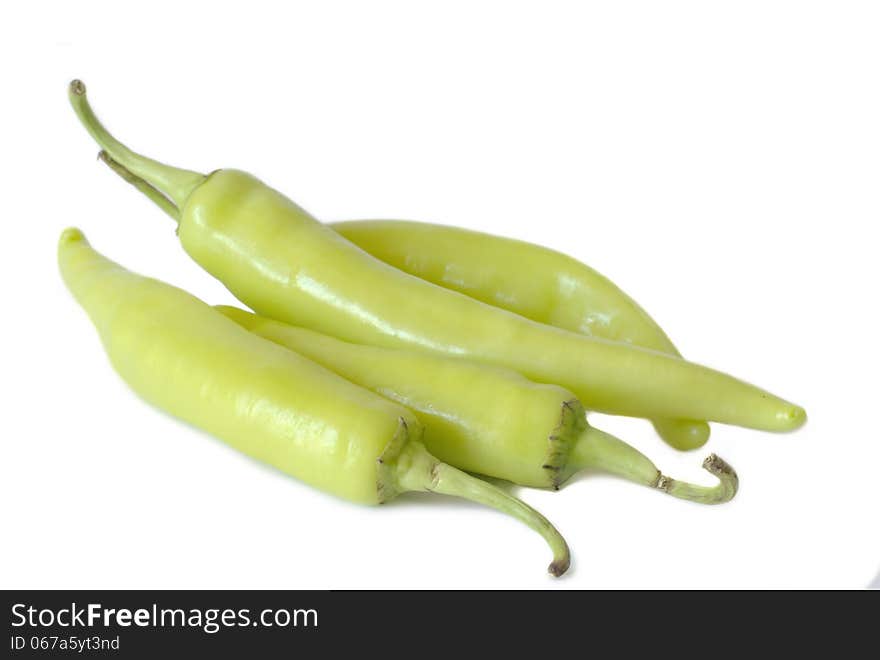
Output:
[
  {"xmin": 59, "ymin": 228, "xmax": 571, "ymax": 576},
  {"xmin": 219, "ymin": 305, "xmax": 737, "ymax": 503},
  {"xmin": 69, "ymin": 80, "xmax": 806, "ymax": 433},
  {"xmin": 332, "ymin": 220, "xmax": 710, "ymax": 451}
]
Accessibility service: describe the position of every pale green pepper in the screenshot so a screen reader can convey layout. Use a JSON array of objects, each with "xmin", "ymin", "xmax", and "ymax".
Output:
[
  {"xmin": 59, "ymin": 228, "xmax": 571, "ymax": 575},
  {"xmin": 69, "ymin": 80, "xmax": 806, "ymax": 433},
  {"xmin": 332, "ymin": 220, "xmax": 711, "ymax": 451},
  {"xmin": 219, "ymin": 306, "xmax": 737, "ymax": 503}
]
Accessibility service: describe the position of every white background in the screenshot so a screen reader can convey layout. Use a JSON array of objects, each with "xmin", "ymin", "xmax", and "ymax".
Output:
[{"xmin": 1, "ymin": 1, "xmax": 878, "ymax": 589}]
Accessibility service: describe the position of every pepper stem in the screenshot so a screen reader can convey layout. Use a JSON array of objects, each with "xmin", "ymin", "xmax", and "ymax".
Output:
[
  {"xmin": 393, "ymin": 441, "xmax": 570, "ymax": 577},
  {"xmin": 657, "ymin": 454, "xmax": 739, "ymax": 505},
  {"xmin": 68, "ymin": 80, "xmax": 206, "ymax": 210},
  {"xmin": 98, "ymin": 152, "xmax": 180, "ymax": 222},
  {"xmin": 569, "ymin": 426, "xmax": 738, "ymax": 505}
]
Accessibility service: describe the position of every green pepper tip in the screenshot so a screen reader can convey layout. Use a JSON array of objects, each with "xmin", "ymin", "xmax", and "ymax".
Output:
[
  {"xmin": 784, "ymin": 405, "xmax": 807, "ymax": 429},
  {"xmin": 59, "ymin": 227, "xmax": 85, "ymax": 245}
]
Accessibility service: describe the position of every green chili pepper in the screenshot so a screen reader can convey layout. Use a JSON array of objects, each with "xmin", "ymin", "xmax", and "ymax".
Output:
[
  {"xmin": 218, "ymin": 306, "xmax": 737, "ymax": 503},
  {"xmin": 69, "ymin": 80, "xmax": 806, "ymax": 433},
  {"xmin": 332, "ymin": 220, "xmax": 711, "ymax": 452},
  {"xmin": 59, "ymin": 227, "xmax": 571, "ymax": 576}
]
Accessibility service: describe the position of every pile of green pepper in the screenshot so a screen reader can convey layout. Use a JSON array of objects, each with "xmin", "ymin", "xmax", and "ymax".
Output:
[{"xmin": 62, "ymin": 80, "xmax": 805, "ymax": 576}]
